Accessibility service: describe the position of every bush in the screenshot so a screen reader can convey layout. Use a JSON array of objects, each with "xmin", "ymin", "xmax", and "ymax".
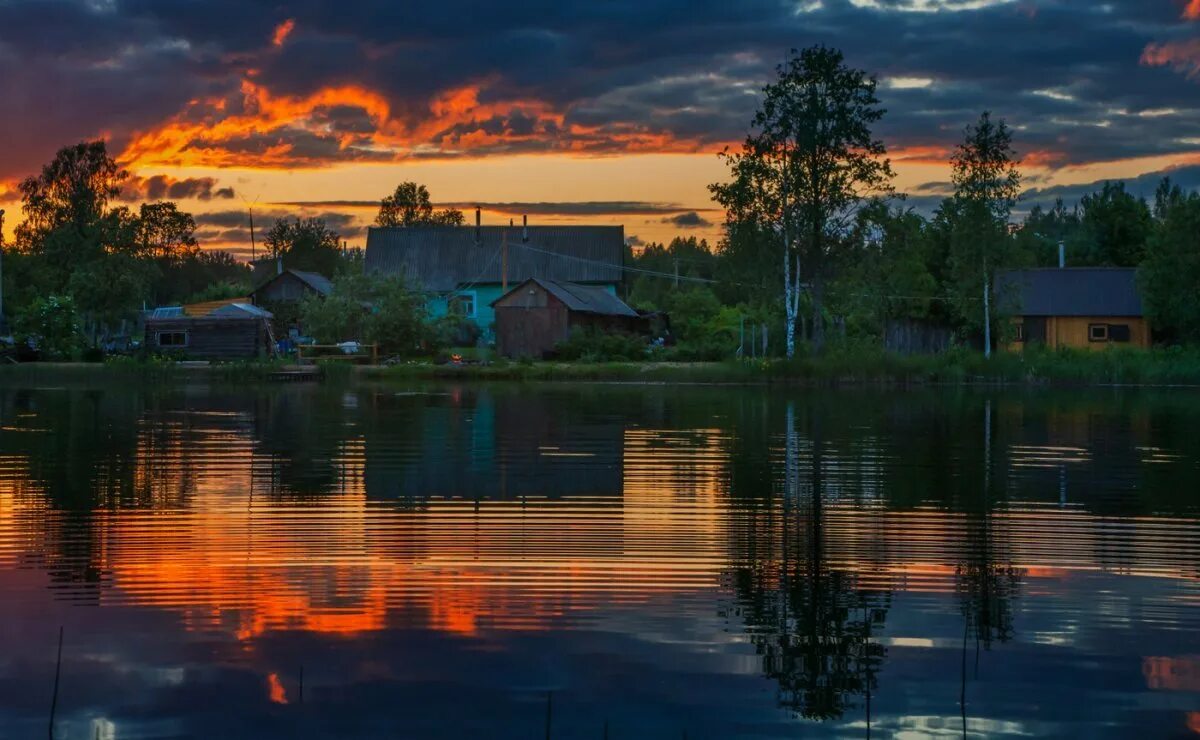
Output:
[
  {"xmin": 14, "ymin": 295, "xmax": 84, "ymax": 360},
  {"xmin": 428, "ymin": 315, "xmax": 481, "ymax": 350},
  {"xmin": 554, "ymin": 327, "xmax": 648, "ymax": 362}
]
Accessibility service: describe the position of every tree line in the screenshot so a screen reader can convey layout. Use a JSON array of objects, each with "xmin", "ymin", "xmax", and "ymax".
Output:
[
  {"xmin": 0, "ymin": 137, "xmax": 473, "ymax": 356},
  {"xmin": 628, "ymin": 46, "xmax": 1200, "ymax": 357}
]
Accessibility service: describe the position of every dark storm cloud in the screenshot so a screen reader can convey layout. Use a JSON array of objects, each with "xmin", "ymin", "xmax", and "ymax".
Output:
[
  {"xmin": 121, "ymin": 175, "xmax": 237, "ymax": 202},
  {"xmin": 662, "ymin": 211, "xmax": 714, "ymax": 228},
  {"xmin": 1021, "ymin": 164, "xmax": 1200, "ymax": 208},
  {"xmin": 2, "ymin": 0, "xmax": 1199, "ymax": 178}
]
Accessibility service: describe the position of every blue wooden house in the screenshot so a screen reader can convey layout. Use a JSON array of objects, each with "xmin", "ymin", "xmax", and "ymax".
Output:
[{"xmin": 364, "ymin": 220, "xmax": 625, "ymax": 342}]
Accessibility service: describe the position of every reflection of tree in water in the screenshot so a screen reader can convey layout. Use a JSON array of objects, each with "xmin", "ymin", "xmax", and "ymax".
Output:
[
  {"xmin": 0, "ymin": 387, "xmax": 146, "ymax": 593},
  {"xmin": 731, "ymin": 402, "xmax": 890, "ymax": 723},
  {"xmin": 956, "ymin": 399, "xmax": 1021, "ymax": 650},
  {"xmin": 250, "ymin": 387, "xmax": 355, "ymax": 499}
]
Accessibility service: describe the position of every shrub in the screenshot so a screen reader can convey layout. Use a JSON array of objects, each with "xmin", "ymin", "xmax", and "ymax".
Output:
[
  {"xmin": 554, "ymin": 327, "xmax": 648, "ymax": 362},
  {"xmin": 14, "ymin": 295, "xmax": 84, "ymax": 360}
]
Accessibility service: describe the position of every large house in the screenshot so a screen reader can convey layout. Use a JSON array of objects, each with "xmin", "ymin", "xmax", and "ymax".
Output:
[
  {"xmin": 996, "ymin": 267, "xmax": 1150, "ymax": 350},
  {"xmin": 364, "ymin": 220, "xmax": 624, "ymax": 342}
]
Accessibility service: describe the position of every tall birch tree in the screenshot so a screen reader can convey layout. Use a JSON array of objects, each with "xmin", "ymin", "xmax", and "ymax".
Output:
[{"xmin": 711, "ymin": 46, "xmax": 892, "ymax": 356}]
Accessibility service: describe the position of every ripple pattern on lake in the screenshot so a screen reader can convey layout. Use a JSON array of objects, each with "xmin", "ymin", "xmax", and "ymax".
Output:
[{"xmin": 1, "ymin": 385, "xmax": 1199, "ymax": 739}]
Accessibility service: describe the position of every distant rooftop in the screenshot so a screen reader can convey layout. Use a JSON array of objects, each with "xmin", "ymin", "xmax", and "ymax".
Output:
[
  {"xmin": 996, "ymin": 267, "xmax": 1144, "ymax": 317},
  {"xmin": 365, "ymin": 225, "xmax": 624, "ymax": 291},
  {"xmin": 497, "ymin": 278, "xmax": 638, "ymax": 318}
]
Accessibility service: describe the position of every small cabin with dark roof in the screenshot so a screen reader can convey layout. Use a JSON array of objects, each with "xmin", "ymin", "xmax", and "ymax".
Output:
[
  {"xmin": 251, "ymin": 268, "xmax": 334, "ymax": 305},
  {"xmin": 996, "ymin": 267, "xmax": 1150, "ymax": 350},
  {"xmin": 364, "ymin": 220, "xmax": 625, "ymax": 343},
  {"xmin": 492, "ymin": 278, "xmax": 640, "ymax": 359},
  {"xmin": 145, "ymin": 303, "xmax": 275, "ymax": 360}
]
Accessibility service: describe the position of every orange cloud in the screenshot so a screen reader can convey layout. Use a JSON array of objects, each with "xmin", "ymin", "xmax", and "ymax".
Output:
[
  {"xmin": 1141, "ymin": 39, "xmax": 1200, "ymax": 79},
  {"xmin": 118, "ymin": 78, "xmax": 713, "ymax": 171},
  {"xmin": 272, "ymin": 19, "xmax": 295, "ymax": 48},
  {"xmin": 120, "ymin": 80, "xmax": 395, "ymax": 169},
  {"xmin": 890, "ymin": 144, "xmax": 955, "ymax": 165},
  {"xmin": 1186, "ymin": 0, "xmax": 1200, "ymax": 21}
]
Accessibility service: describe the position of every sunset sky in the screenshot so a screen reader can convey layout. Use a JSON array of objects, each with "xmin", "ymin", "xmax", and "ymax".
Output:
[{"xmin": 2, "ymin": 0, "xmax": 1200, "ymax": 255}]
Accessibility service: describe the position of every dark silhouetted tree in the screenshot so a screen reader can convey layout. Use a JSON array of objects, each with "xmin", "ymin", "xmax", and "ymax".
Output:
[{"xmin": 376, "ymin": 182, "xmax": 464, "ymax": 227}]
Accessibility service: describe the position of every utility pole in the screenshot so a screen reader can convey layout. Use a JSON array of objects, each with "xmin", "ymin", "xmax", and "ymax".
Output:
[
  {"xmin": 982, "ymin": 259, "xmax": 991, "ymax": 359},
  {"xmin": 249, "ymin": 207, "xmax": 256, "ymax": 261},
  {"xmin": 242, "ymin": 194, "xmax": 260, "ymax": 262},
  {"xmin": 501, "ymin": 229, "xmax": 508, "ymax": 294}
]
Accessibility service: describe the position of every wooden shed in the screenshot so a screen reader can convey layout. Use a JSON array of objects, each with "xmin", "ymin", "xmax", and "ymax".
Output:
[
  {"xmin": 251, "ymin": 268, "xmax": 333, "ymax": 305},
  {"xmin": 145, "ymin": 308, "xmax": 274, "ymax": 361},
  {"xmin": 996, "ymin": 268, "xmax": 1151, "ymax": 350},
  {"xmin": 492, "ymin": 278, "xmax": 640, "ymax": 359}
]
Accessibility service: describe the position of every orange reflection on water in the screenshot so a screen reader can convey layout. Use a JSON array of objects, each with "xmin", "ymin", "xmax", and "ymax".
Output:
[{"xmin": 1143, "ymin": 656, "xmax": 1200, "ymax": 692}]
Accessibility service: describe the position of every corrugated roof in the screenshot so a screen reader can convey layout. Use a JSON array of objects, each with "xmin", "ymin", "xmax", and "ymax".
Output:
[
  {"xmin": 996, "ymin": 268, "xmax": 1144, "ymax": 317},
  {"xmin": 210, "ymin": 303, "xmax": 274, "ymax": 319},
  {"xmin": 252, "ymin": 268, "xmax": 333, "ymax": 296},
  {"xmin": 498, "ymin": 278, "xmax": 638, "ymax": 317},
  {"xmin": 288, "ymin": 270, "xmax": 333, "ymax": 295},
  {"xmin": 183, "ymin": 297, "xmax": 249, "ymax": 316},
  {"xmin": 365, "ymin": 225, "xmax": 624, "ymax": 291}
]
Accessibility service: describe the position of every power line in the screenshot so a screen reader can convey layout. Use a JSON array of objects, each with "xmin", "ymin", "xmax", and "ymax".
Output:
[
  {"xmin": 512, "ymin": 240, "xmax": 722, "ymax": 285},
  {"xmin": 512, "ymin": 239, "xmax": 968, "ymax": 304}
]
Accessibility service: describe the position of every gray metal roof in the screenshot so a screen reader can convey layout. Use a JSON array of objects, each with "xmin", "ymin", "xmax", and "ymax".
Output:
[
  {"xmin": 365, "ymin": 225, "xmax": 624, "ymax": 291},
  {"xmin": 498, "ymin": 278, "xmax": 638, "ymax": 317},
  {"xmin": 289, "ymin": 270, "xmax": 333, "ymax": 295},
  {"xmin": 210, "ymin": 303, "xmax": 274, "ymax": 319},
  {"xmin": 253, "ymin": 268, "xmax": 333, "ymax": 296},
  {"xmin": 996, "ymin": 268, "xmax": 1144, "ymax": 317}
]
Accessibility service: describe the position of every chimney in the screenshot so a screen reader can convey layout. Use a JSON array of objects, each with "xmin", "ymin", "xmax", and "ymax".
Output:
[
  {"xmin": 522, "ymin": 214, "xmax": 528, "ymax": 243},
  {"xmin": 475, "ymin": 207, "xmax": 481, "ymax": 245},
  {"xmin": 276, "ymin": 256, "xmax": 283, "ymax": 276},
  {"xmin": 1058, "ymin": 240, "xmax": 1065, "ymax": 268}
]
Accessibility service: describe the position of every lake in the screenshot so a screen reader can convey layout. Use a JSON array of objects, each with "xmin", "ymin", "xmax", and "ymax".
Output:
[{"xmin": 1, "ymin": 381, "xmax": 1198, "ymax": 738}]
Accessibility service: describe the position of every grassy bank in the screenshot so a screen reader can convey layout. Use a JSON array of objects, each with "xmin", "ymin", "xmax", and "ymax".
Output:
[
  {"xmin": 367, "ymin": 346, "xmax": 1200, "ymax": 386},
  {"xmin": 4, "ymin": 346, "xmax": 1200, "ymax": 387}
]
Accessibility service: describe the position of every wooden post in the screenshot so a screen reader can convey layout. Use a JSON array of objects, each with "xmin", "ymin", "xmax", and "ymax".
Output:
[{"xmin": 48, "ymin": 626, "xmax": 63, "ymax": 740}]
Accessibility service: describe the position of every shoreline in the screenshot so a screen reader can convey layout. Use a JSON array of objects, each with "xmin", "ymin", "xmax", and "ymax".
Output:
[{"xmin": 5, "ymin": 349, "xmax": 1200, "ymax": 389}]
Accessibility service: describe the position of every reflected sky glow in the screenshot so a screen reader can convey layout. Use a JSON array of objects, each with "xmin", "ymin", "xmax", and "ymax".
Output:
[{"xmin": 1, "ymin": 384, "xmax": 1199, "ymax": 738}]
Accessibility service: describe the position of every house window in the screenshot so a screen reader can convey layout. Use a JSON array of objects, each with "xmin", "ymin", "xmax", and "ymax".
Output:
[
  {"xmin": 157, "ymin": 331, "xmax": 188, "ymax": 348},
  {"xmin": 449, "ymin": 292, "xmax": 477, "ymax": 319},
  {"xmin": 1088, "ymin": 324, "xmax": 1109, "ymax": 343},
  {"xmin": 1014, "ymin": 322, "xmax": 1025, "ymax": 342},
  {"xmin": 1108, "ymin": 324, "xmax": 1131, "ymax": 343}
]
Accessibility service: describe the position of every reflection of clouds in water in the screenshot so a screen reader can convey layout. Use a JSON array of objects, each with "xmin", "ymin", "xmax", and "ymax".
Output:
[{"xmin": 2, "ymin": 387, "xmax": 1200, "ymax": 737}]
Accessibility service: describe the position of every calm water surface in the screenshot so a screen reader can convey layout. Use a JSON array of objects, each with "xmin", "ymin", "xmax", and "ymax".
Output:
[{"xmin": 1, "ymin": 382, "xmax": 1198, "ymax": 739}]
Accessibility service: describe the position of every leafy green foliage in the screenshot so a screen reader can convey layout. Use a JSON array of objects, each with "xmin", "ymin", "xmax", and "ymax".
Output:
[
  {"xmin": 710, "ymin": 45, "xmax": 893, "ymax": 353},
  {"xmin": 263, "ymin": 217, "xmax": 345, "ymax": 277},
  {"xmin": 626, "ymin": 236, "xmax": 717, "ymax": 310},
  {"xmin": 14, "ymin": 295, "xmax": 83, "ymax": 359},
  {"xmin": 1139, "ymin": 185, "xmax": 1200, "ymax": 342},
  {"xmin": 1076, "ymin": 182, "xmax": 1152, "ymax": 267},
  {"xmin": 941, "ymin": 112, "xmax": 1022, "ymax": 337},
  {"xmin": 298, "ymin": 268, "xmax": 429, "ymax": 355},
  {"xmin": 554, "ymin": 327, "xmax": 648, "ymax": 362},
  {"xmin": 375, "ymin": 182, "xmax": 464, "ymax": 227}
]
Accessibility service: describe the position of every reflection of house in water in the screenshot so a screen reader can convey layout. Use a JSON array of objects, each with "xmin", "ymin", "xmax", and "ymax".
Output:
[{"xmin": 363, "ymin": 388, "xmax": 625, "ymax": 501}]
